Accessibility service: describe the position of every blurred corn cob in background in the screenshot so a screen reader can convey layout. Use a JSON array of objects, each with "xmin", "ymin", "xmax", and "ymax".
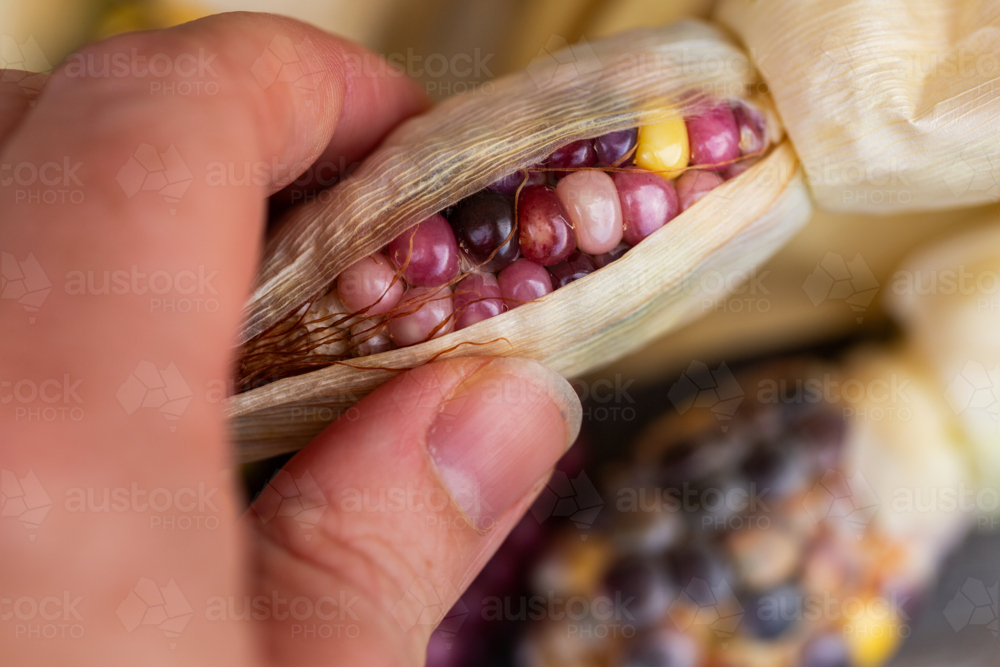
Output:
[{"xmin": 439, "ymin": 350, "xmax": 978, "ymax": 667}]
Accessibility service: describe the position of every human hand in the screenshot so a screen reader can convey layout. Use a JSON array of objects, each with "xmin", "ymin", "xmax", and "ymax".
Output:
[{"xmin": 0, "ymin": 13, "xmax": 581, "ymax": 666}]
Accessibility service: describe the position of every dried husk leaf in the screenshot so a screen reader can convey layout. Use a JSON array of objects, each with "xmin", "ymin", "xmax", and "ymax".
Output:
[
  {"xmin": 841, "ymin": 347, "xmax": 975, "ymax": 566},
  {"xmin": 240, "ymin": 20, "xmax": 760, "ymax": 345},
  {"xmin": 715, "ymin": 0, "xmax": 1000, "ymax": 212},
  {"xmin": 886, "ymin": 220, "xmax": 1000, "ymax": 498},
  {"xmin": 230, "ymin": 143, "xmax": 811, "ymax": 463}
]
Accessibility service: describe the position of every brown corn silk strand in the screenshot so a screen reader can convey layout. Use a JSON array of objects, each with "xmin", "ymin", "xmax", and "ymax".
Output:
[{"xmin": 238, "ymin": 20, "xmax": 755, "ymax": 369}]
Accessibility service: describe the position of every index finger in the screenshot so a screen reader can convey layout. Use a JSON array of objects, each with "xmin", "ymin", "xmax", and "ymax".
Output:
[{"xmin": 0, "ymin": 13, "xmax": 426, "ymax": 666}]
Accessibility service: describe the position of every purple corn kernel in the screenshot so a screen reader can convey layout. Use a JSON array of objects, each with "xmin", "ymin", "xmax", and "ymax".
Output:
[
  {"xmin": 488, "ymin": 166, "xmax": 546, "ymax": 196},
  {"xmin": 517, "ymin": 184, "xmax": 577, "ymax": 266},
  {"xmin": 548, "ymin": 251, "xmax": 597, "ymax": 288},
  {"xmin": 498, "ymin": 258, "xmax": 553, "ymax": 307},
  {"xmin": 675, "ymin": 170, "xmax": 724, "ymax": 211},
  {"xmin": 592, "ymin": 242, "xmax": 630, "ymax": 268},
  {"xmin": 732, "ymin": 100, "xmax": 767, "ymax": 156},
  {"xmin": 388, "ymin": 214, "xmax": 461, "ymax": 287},
  {"xmin": 453, "ymin": 273, "xmax": 505, "ymax": 330},
  {"xmin": 594, "ymin": 128, "xmax": 638, "ymax": 167},
  {"xmin": 449, "ymin": 191, "xmax": 520, "ymax": 272},
  {"xmin": 612, "ymin": 169, "xmax": 679, "ymax": 246},
  {"xmin": 545, "ymin": 139, "xmax": 596, "ymax": 178},
  {"xmin": 721, "ymin": 156, "xmax": 760, "ymax": 180},
  {"xmin": 686, "ymin": 103, "xmax": 740, "ymax": 171}
]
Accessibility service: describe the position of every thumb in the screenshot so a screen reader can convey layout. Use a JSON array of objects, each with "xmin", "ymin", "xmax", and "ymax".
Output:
[{"xmin": 245, "ymin": 356, "xmax": 581, "ymax": 666}]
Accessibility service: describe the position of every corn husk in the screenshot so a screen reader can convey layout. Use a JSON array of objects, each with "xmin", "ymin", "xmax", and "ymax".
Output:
[
  {"xmin": 887, "ymin": 221, "xmax": 1000, "ymax": 498},
  {"xmin": 715, "ymin": 0, "xmax": 1000, "ymax": 213},
  {"xmin": 233, "ymin": 146, "xmax": 808, "ymax": 461},
  {"xmin": 229, "ymin": 21, "xmax": 814, "ymax": 462},
  {"xmin": 241, "ymin": 20, "xmax": 759, "ymax": 344}
]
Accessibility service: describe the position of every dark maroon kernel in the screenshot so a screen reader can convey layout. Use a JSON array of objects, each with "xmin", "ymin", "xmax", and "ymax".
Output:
[
  {"xmin": 516, "ymin": 184, "xmax": 576, "ymax": 266},
  {"xmin": 592, "ymin": 242, "xmax": 630, "ymax": 268},
  {"xmin": 388, "ymin": 214, "xmax": 461, "ymax": 287},
  {"xmin": 449, "ymin": 191, "xmax": 520, "ymax": 272},
  {"xmin": 612, "ymin": 169, "xmax": 679, "ymax": 246},
  {"xmin": 488, "ymin": 167, "xmax": 546, "ymax": 196},
  {"xmin": 548, "ymin": 251, "xmax": 597, "ymax": 288},
  {"xmin": 545, "ymin": 139, "xmax": 596, "ymax": 178},
  {"xmin": 594, "ymin": 128, "xmax": 638, "ymax": 167}
]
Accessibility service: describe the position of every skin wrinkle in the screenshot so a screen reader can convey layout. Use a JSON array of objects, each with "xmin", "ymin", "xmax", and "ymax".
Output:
[
  {"xmin": 253, "ymin": 531, "xmax": 423, "ymax": 666},
  {"xmin": 252, "ymin": 506, "xmax": 429, "ymax": 663}
]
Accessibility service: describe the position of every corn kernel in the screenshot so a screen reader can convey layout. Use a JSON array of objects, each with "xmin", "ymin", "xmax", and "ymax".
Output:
[
  {"xmin": 843, "ymin": 603, "xmax": 905, "ymax": 667},
  {"xmin": 635, "ymin": 116, "xmax": 690, "ymax": 180}
]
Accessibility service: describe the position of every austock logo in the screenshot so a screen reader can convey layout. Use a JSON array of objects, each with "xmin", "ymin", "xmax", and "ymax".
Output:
[
  {"xmin": 392, "ymin": 577, "xmax": 468, "ymax": 644},
  {"xmin": 253, "ymin": 470, "xmax": 328, "ymax": 539},
  {"xmin": 116, "ymin": 361, "xmax": 193, "ymax": 430},
  {"xmin": 944, "ymin": 361, "xmax": 1000, "ymax": 430},
  {"xmin": 943, "ymin": 578, "xmax": 998, "ymax": 638},
  {"xmin": 945, "ymin": 141, "xmax": 1000, "ymax": 203},
  {"xmin": 526, "ymin": 35, "xmax": 602, "ymax": 94},
  {"xmin": 667, "ymin": 361, "xmax": 744, "ymax": 431},
  {"xmin": 116, "ymin": 144, "xmax": 193, "ymax": 214},
  {"xmin": 802, "ymin": 252, "xmax": 879, "ymax": 323},
  {"xmin": 116, "ymin": 578, "xmax": 192, "ymax": 648},
  {"xmin": 803, "ymin": 469, "xmax": 879, "ymax": 537},
  {"xmin": 1, "ymin": 470, "xmax": 52, "ymax": 540},
  {"xmin": 0, "ymin": 36, "xmax": 51, "ymax": 99},
  {"xmin": 667, "ymin": 578, "xmax": 743, "ymax": 647},
  {"xmin": 1, "ymin": 252, "xmax": 51, "ymax": 323},
  {"xmin": 530, "ymin": 470, "xmax": 603, "ymax": 534},
  {"xmin": 816, "ymin": 34, "xmax": 858, "ymax": 84},
  {"xmin": 251, "ymin": 35, "xmax": 325, "ymax": 98}
]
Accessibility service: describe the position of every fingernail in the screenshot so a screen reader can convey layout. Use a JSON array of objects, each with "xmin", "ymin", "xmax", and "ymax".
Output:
[{"xmin": 427, "ymin": 358, "xmax": 581, "ymax": 530}]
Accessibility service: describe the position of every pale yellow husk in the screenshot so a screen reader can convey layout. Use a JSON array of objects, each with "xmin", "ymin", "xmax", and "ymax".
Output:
[
  {"xmin": 886, "ymin": 220, "xmax": 1000, "ymax": 499},
  {"xmin": 841, "ymin": 347, "xmax": 976, "ymax": 568},
  {"xmin": 230, "ymin": 143, "xmax": 811, "ymax": 463},
  {"xmin": 715, "ymin": 0, "xmax": 1000, "ymax": 212}
]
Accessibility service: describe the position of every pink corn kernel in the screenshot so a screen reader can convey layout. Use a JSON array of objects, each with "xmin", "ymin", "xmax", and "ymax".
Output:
[
  {"xmin": 387, "ymin": 286, "xmax": 454, "ymax": 347},
  {"xmin": 337, "ymin": 252, "xmax": 404, "ymax": 315}
]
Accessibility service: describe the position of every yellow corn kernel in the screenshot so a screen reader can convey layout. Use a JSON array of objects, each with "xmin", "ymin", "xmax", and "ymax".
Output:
[
  {"xmin": 843, "ymin": 602, "xmax": 906, "ymax": 667},
  {"xmin": 635, "ymin": 116, "xmax": 690, "ymax": 180}
]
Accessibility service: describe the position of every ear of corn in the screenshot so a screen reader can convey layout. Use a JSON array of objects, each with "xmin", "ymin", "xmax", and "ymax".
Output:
[
  {"xmin": 228, "ymin": 21, "xmax": 815, "ymax": 462},
  {"xmin": 231, "ymin": 142, "xmax": 810, "ymax": 463},
  {"xmin": 240, "ymin": 20, "xmax": 762, "ymax": 347}
]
